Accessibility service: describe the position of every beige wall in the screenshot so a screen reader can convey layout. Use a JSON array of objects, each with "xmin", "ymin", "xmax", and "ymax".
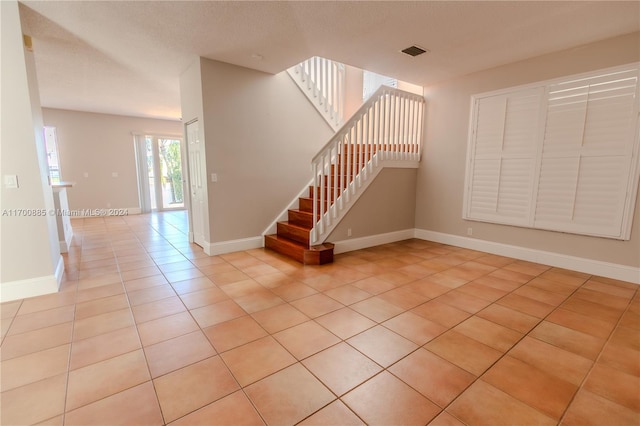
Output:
[
  {"xmin": 42, "ymin": 109, "xmax": 182, "ymax": 211},
  {"xmin": 415, "ymin": 32, "xmax": 640, "ymax": 267},
  {"xmin": 198, "ymin": 59, "xmax": 333, "ymax": 243},
  {"xmin": 328, "ymin": 168, "xmax": 417, "ymax": 241},
  {"xmin": 344, "ymin": 64, "xmax": 364, "ymax": 119},
  {"xmin": 1, "ymin": 0, "xmax": 60, "ymax": 286}
]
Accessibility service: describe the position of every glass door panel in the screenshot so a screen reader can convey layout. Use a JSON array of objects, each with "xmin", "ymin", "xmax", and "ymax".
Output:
[
  {"xmin": 141, "ymin": 136, "xmax": 185, "ymax": 211},
  {"xmin": 157, "ymin": 138, "xmax": 184, "ymax": 209}
]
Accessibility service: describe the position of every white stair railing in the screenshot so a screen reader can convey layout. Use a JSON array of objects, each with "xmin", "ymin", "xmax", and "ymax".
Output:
[
  {"xmin": 288, "ymin": 57, "xmax": 345, "ymax": 130},
  {"xmin": 311, "ymin": 85, "xmax": 425, "ymax": 245}
]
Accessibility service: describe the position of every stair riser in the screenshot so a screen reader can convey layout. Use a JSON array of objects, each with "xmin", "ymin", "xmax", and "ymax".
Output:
[
  {"xmin": 308, "ymin": 186, "xmax": 341, "ymax": 202},
  {"xmin": 264, "ymin": 236, "xmax": 305, "ymax": 263},
  {"xmin": 277, "ymin": 222, "xmax": 310, "ymax": 245},
  {"xmin": 264, "ymin": 235, "xmax": 334, "ymax": 265},
  {"xmin": 288, "ymin": 210, "xmax": 314, "ymax": 228},
  {"xmin": 299, "ymin": 198, "xmax": 328, "ymax": 213}
]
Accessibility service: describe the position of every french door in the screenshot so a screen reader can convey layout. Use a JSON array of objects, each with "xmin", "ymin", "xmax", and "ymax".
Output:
[{"xmin": 138, "ymin": 135, "xmax": 186, "ymax": 211}]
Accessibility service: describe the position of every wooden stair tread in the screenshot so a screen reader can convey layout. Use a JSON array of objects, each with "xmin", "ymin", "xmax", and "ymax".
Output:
[{"xmin": 264, "ymin": 234, "xmax": 334, "ymax": 265}]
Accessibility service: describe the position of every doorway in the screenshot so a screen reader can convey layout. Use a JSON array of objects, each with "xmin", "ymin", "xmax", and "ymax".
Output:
[
  {"xmin": 185, "ymin": 120, "xmax": 206, "ymax": 247},
  {"xmin": 135, "ymin": 135, "xmax": 185, "ymax": 212}
]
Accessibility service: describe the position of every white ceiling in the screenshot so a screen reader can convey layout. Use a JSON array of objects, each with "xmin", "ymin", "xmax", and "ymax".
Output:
[{"xmin": 19, "ymin": 1, "xmax": 640, "ymax": 121}]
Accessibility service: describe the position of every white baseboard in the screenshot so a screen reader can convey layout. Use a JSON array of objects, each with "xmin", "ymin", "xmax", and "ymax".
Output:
[
  {"xmin": 414, "ymin": 229, "xmax": 640, "ymax": 284},
  {"xmin": 1, "ymin": 257, "xmax": 65, "ymax": 302},
  {"xmin": 204, "ymin": 236, "xmax": 263, "ymax": 256},
  {"xmin": 333, "ymin": 229, "xmax": 416, "ymax": 254},
  {"xmin": 59, "ymin": 230, "xmax": 73, "ymax": 253}
]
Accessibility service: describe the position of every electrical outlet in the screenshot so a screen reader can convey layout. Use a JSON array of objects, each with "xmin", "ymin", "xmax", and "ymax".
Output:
[
  {"xmin": 347, "ymin": 228, "xmax": 352, "ymax": 237},
  {"xmin": 467, "ymin": 227, "xmax": 473, "ymax": 236}
]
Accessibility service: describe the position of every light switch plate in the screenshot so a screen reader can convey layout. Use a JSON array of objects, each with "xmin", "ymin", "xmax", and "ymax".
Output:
[{"xmin": 4, "ymin": 175, "xmax": 18, "ymax": 189}]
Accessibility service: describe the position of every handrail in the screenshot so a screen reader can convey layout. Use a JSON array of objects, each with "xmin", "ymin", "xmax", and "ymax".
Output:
[
  {"xmin": 290, "ymin": 57, "xmax": 345, "ymax": 130},
  {"xmin": 310, "ymin": 85, "xmax": 425, "ymax": 244}
]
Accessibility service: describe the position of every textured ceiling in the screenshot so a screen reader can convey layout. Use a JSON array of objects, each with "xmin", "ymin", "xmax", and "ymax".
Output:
[{"xmin": 19, "ymin": 1, "xmax": 640, "ymax": 120}]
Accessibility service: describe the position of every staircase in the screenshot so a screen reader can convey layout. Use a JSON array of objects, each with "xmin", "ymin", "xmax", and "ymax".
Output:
[
  {"xmin": 265, "ymin": 62, "xmax": 425, "ymax": 265},
  {"xmin": 263, "ymin": 144, "xmax": 379, "ymax": 265},
  {"xmin": 264, "ymin": 189, "xmax": 335, "ymax": 265}
]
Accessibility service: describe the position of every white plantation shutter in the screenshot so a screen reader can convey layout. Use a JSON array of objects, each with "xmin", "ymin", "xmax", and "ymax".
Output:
[
  {"xmin": 466, "ymin": 88, "xmax": 543, "ymax": 225},
  {"xmin": 464, "ymin": 64, "xmax": 640, "ymax": 240}
]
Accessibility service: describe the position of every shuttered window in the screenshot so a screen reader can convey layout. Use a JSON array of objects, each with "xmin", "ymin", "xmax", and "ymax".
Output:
[{"xmin": 464, "ymin": 64, "xmax": 640, "ymax": 240}]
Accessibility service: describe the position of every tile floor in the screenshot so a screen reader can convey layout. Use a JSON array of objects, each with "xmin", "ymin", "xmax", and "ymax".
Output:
[{"xmin": 1, "ymin": 211, "xmax": 639, "ymax": 425}]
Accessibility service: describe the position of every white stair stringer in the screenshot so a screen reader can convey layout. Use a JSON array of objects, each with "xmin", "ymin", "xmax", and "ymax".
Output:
[{"xmin": 312, "ymin": 156, "xmax": 419, "ymax": 245}]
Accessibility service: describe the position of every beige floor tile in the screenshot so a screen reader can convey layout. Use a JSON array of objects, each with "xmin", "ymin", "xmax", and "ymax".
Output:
[
  {"xmin": 448, "ymin": 380, "xmax": 556, "ymax": 426},
  {"xmin": 350, "ymin": 296, "xmax": 404, "ymax": 323},
  {"xmin": 127, "ymin": 284, "xmax": 176, "ymax": 306},
  {"xmin": 168, "ymin": 390, "xmax": 264, "ymax": 426},
  {"xmin": 178, "ymin": 286, "xmax": 229, "ymax": 310},
  {"xmin": 73, "ymin": 308, "xmax": 135, "ymax": 341},
  {"xmin": 476, "ymin": 303, "xmax": 540, "ymax": 334},
  {"xmin": 144, "ymin": 331, "xmax": 216, "ymax": 378},
  {"xmin": 64, "ymin": 382, "xmax": 163, "ymax": 425},
  {"xmin": 233, "ymin": 290, "xmax": 284, "ymax": 314},
  {"xmin": 251, "ymin": 303, "xmax": 310, "ymax": 334},
  {"xmin": 561, "ymin": 389, "xmax": 640, "ymax": 426},
  {"xmin": 0, "ymin": 322, "xmax": 72, "ymax": 361},
  {"xmin": 170, "ymin": 276, "xmax": 216, "ymax": 295},
  {"xmin": 291, "ymin": 293, "xmax": 345, "ymax": 318},
  {"xmin": 245, "ymin": 363, "xmax": 334, "ymax": 426},
  {"xmin": 0, "ymin": 373, "xmax": 67, "ymax": 425},
  {"xmin": 274, "ymin": 320, "xmax": 340, "ymax": 360},
  {"xmin": 482, "ymin": 355, "xmax": 578, "ymax": 419},
  {"xmin": 298, "ymin": 400, "xmax": 365, "ymax": 426},
  {"xmin": 453, "ymin": 316, "xmax": 523, "ymax": 352},
  {"xmin": 315, "ymin": 307, "xmax": 376, "ymax": 340},
  {"xmin": 530, "ymin": 321, "xmax": 606, "ymax": 360},
  {"xmin": 16, "ymin": 291, "xmax": 76, "ymax": 316},
  {"xmin": 8, "ymin": 305, "xmax": 75, "ymax": 336},
  {"xmin": 342, "ymin": 371, "xmax": 441, "ymax": 426},
  {"xmin": 66, "ymin": 349, "xmax": 150, "ymax": 411},
  {"xmin": 220, "ymin": 336, "xmax": 296, "ymax": 386},
  {"xmin": 389, "ymin": 348, "xmax": 475, "ymax": 407},
  {"xmin": 190, "ymin": 299, "xmax": 246, "ymax": 328},
  {"xmin": 137, "ymin": 311, "xmax": 199, "ymax": 347},
  {"xmin": 598, "ymin": 341, "xmax": 640, "ymax": 376},
  {"xmin": 412, "ymin": 300, "xmax": 471, "ymax": 328},
  {"xmin": 323, "ymin": 284, "xmax": 371, "ymax": 305},
  {"xmin": 509, "ymin": 336, "xmax": 593, "ymax": 386},
  {"xmin": 0, "ymin": 344, "xmax": 70, "ymax": 392},
  {"xmin": 425, "ymin": 330, "xmax": 502, "ymax": 376},
  {"xmin": 383, "ymin": 311, "xmax": 448, "ymax": 345},
  {"xmin": 69, "ymin": 325, "xmax": 141, "ymax": 370},
  {"xmin": 303, "ymin": 342, "xmax": 382, "ymax": 396},
  {"xmin": 347, "ymin": 325, "xmax": 418, "ymax": 367},
  {"xmin": 74, "ymin": 293, "xmax": 130, "ymax": 320},
  {"xmin": 154, "ymin": 356, "xmax": 239, "ymax": 423},
  {"xmin": 583, "ymin": 363, "xmax": 640, "ymax": 412},
  {"xmin": 203, "ymin": 315, "xmax": 268, "ymax": 353},
  {"xmin": 131, "ymin": 296, "xmax": 187, "ymax": 324}
]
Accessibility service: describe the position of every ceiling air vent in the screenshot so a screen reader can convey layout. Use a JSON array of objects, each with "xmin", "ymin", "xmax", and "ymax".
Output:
[{"xmin": 401, "ymin": 45, "xmax": 428, "ymax": 57}]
